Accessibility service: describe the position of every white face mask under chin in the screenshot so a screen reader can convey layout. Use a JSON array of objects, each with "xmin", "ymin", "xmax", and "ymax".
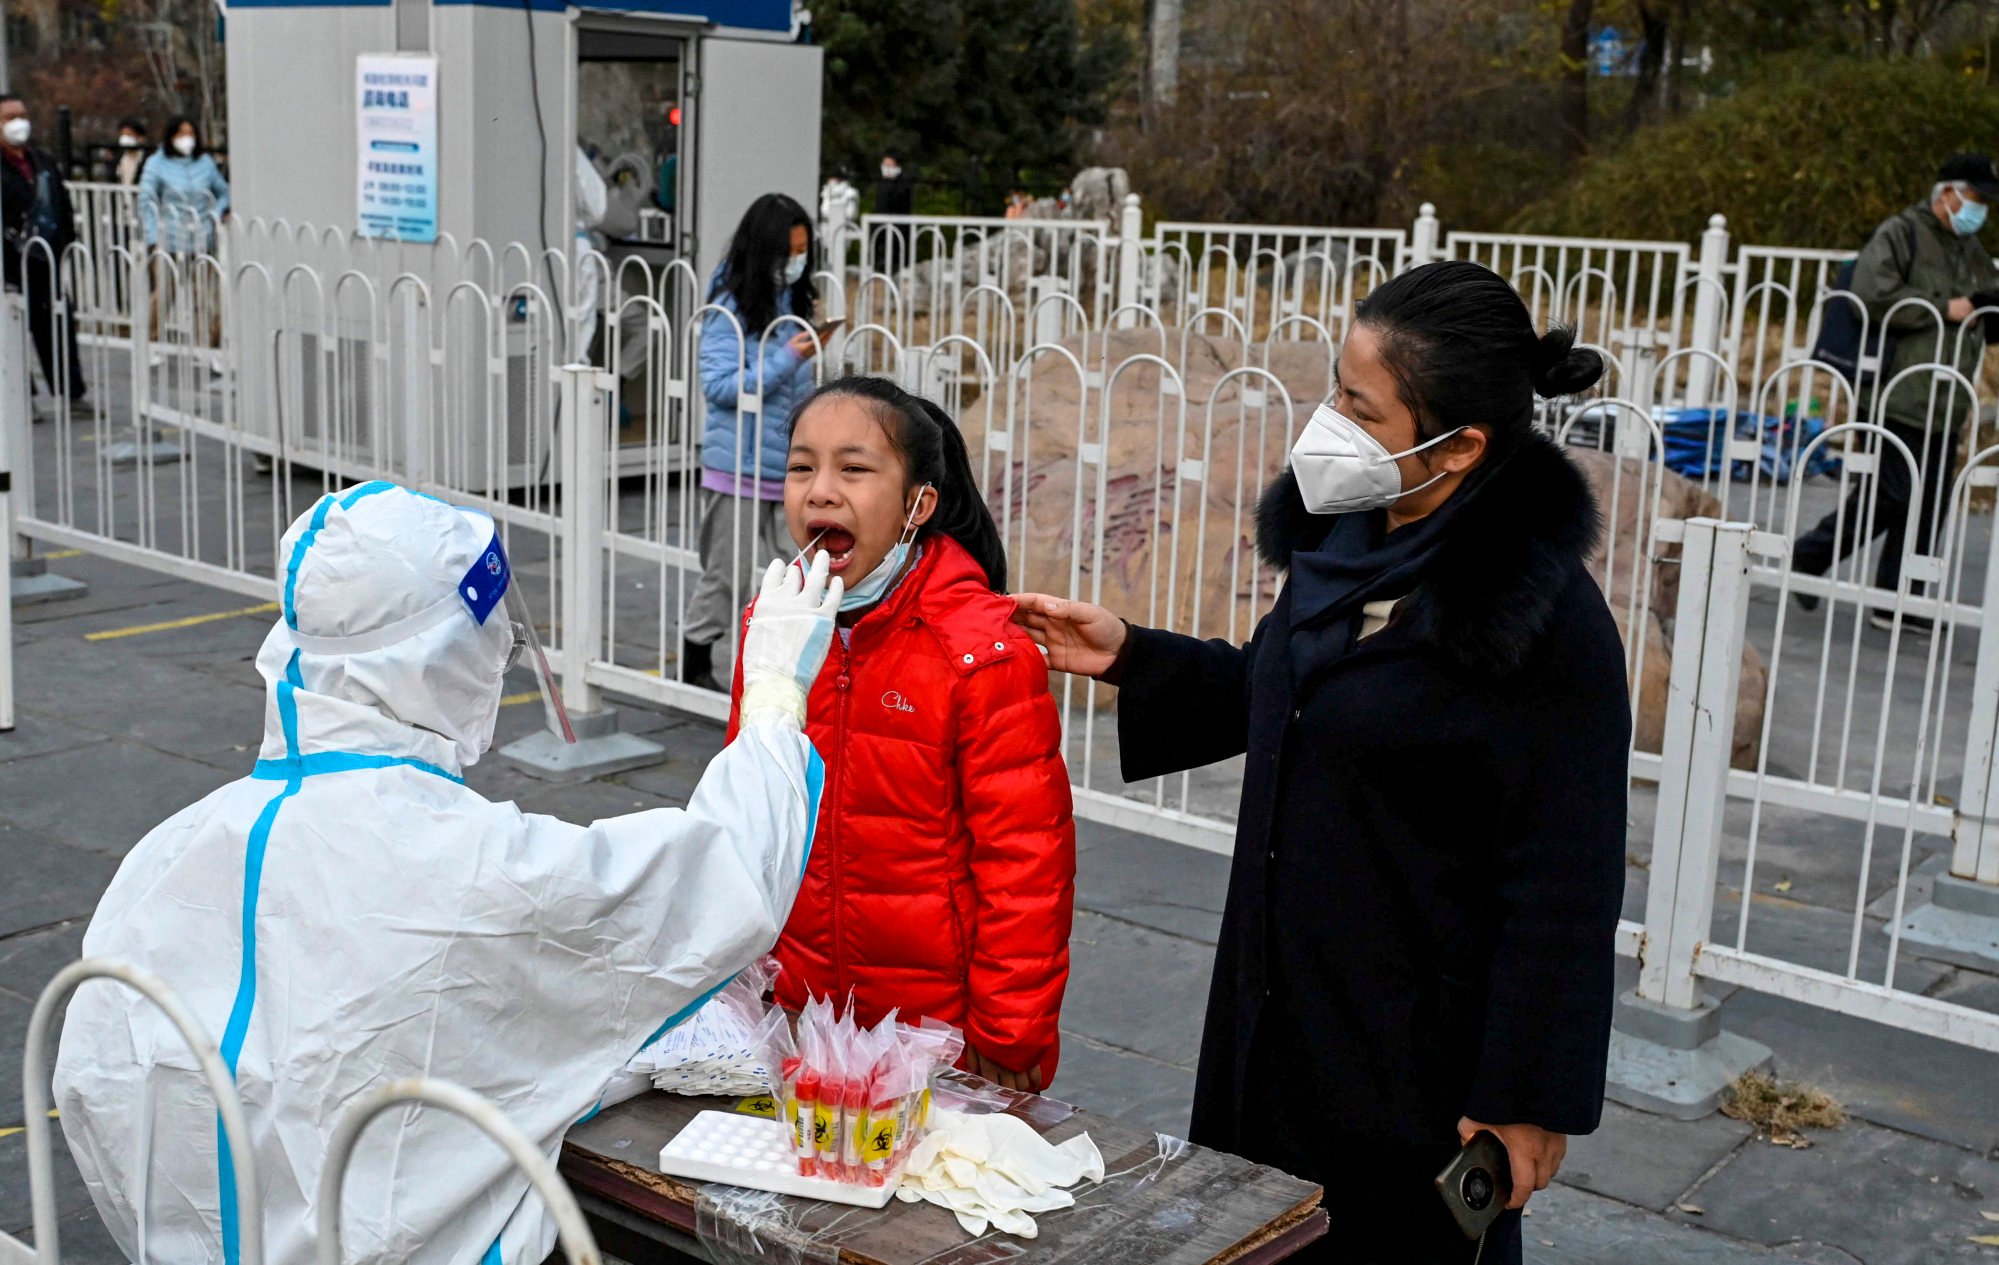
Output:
[{"xmin": 1288, "ymin": 402, "xmax": 1466, "ymax": 515}]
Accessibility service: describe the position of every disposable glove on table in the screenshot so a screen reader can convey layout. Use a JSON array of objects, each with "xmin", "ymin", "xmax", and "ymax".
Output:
[{"xmin": 894, "ymin": 1108, "xmax": 1105, "ymax": 1238}]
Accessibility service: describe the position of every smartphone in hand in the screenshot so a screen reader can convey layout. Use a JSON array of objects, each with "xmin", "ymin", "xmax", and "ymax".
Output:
[{"xmin": 1434, "ymin": 1130, "xmax": 1512, "ymax": 1240}]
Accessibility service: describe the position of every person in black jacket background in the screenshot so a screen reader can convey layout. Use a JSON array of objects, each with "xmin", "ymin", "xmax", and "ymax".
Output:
[
  {"xmin": 1012, "ymin": 261, "xmax": 1630, "ymax": 1264},
  {"xmin": 0, "ymin": 93, "xmax": 88, "ymax": 412}
]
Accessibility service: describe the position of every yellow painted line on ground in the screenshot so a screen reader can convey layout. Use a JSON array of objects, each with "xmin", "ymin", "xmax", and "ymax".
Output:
[
  {"xmin": 85, "ymin": 601, "xmax": 281, "ymax": 642},
  {"xmin": 501, "ymin": 691, "xmax": 541, "ymax": 707},
  {"xmin": 0, "ymin": 1109, "xmax": 59, "ymax": 1140},
  {"xmin": 43, "ymin": 549, "xmax": 83, "ymax": 560}
]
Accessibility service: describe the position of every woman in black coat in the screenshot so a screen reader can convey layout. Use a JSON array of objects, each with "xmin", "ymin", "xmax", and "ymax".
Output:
[{"xmin": 1012, "ymin": 262, "xmax": 1630, "ymax": 1264}]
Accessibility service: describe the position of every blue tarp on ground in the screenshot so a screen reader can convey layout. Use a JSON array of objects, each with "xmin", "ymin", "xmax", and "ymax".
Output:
[{"xmin": 1656, "ymin": 408, "xmax": 1844, "ymax": 484}]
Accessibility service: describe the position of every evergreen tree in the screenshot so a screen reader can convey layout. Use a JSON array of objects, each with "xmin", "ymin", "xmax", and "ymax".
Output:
[{"xmin": 813, "ymin": 0, "xmax": 1123, "ymax": 209}]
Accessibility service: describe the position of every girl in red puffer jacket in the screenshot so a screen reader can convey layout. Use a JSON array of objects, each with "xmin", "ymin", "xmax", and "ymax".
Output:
[{"xmin": 725, "ymin": 375, "xmax": 1076, "ymax": 1091}]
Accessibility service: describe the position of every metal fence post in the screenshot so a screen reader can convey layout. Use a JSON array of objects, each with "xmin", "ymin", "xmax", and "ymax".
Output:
[
  {"xmin": 1616, "ymin": 327, "xmax": 1659, "ymax": 411},
  {"xmin": 500, "ymin": 363, "xmax": 665, "ymax": 777},
  {"xmin": 820, "ymin": 194, "xmax": 853, "ymax": 271},
  {"xmin": 1607, "ymin": 517, "xmax": 1773, "ymax": 1118},
  {"xmin": 1895, "ymin": 530, "xmax": 1999, "ymax": 967},
  {"xmin": 559, "ymin": 362, "xmax": 606, "ymax": 718},
  {"xmin": 1031, "ymin": 276, "xmax": 1066, "ymax": 347},
  {"xmin": 1954, "ymin": 545, "xmax": 1999, "ymax": 885},
  {"xmin": 130, "ymin": 246, "xmax": 153, "ymax": 447},
  {"xmin": 2, "ymin": 289, "xmax": 81, "ymax": 610},
  {"xmin": 0, "ymin": 378, "xmax": 13, "ymax": 735},
  {"xmin": 1685, "ymin": 214, "xmax": 1729, "ymax": 406},
  {"xmin": 2, "ymin": 291, "xmax": 31, "ymax": 559},
  {"xmin": 1408, "ymin": 202, "xmax": 1440, "ymax": 270},
  {"xmin": 1116, "ymin": 193, "xmax": 1143, "ymax": 330}
]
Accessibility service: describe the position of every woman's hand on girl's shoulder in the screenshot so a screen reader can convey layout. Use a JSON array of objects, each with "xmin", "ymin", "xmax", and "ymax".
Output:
[{"xmin": 1009, "ymin": 594, "xmax": 1125, "ymax": 679}]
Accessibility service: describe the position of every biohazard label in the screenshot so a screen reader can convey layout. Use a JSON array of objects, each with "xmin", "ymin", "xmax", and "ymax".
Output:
[{"xmin": 865, "ymin": 1113, "xmax": 899, "ymax": 1159}]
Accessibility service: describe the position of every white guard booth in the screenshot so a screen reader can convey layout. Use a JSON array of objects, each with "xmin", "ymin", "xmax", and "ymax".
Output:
[{"xmin": 218, "ymin": 0, "xmax": 822, "ymax": 486}]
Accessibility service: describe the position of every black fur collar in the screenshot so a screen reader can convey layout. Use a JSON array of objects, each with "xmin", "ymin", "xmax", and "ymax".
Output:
[{"xmin": 1255, "ymin": 433, "xmax": 1603, "ymax": 676}]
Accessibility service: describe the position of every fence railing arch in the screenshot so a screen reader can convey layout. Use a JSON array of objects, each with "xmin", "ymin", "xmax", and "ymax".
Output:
[
  {"xmin": 315, "ymin": 1078, "xmax": 600, "ymax": 1265},
  {"xmin": 18, "ymin": 958, "xmax": 265, "ymax": 1265}
]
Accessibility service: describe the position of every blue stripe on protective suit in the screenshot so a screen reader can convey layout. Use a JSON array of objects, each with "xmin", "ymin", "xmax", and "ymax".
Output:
[
  {"xmin": 214, "ymin": 647, "xmax": 462, "ymax": 1264},
  {"xmin": 282, "ymin": 482, "xmax": 432, "ymax": 629},
  {"xmin": 803, "ymin": 746, "xmax": 824, "ymax": 873},
  {"xmin": 252, "ymin": 753, "xmax": 464, "ymax": 783},
  {"xmin": 281, "ymin": 495, "xmax": 336, "ymax": 629},
  {"xmin": 631, "ymin": 745, "xmax": 826, "ymax": 1050},
  {"xmin": 215, "ymin": 651, "xmax": 302, "ymax": 1265},
  {"xmin": 338, "ymin": 480, "xmax": 397, "ymax": 509}
]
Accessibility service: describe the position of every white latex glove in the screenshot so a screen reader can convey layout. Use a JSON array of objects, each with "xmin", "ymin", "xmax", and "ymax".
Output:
[
  {"xmin": 894, "ymin": 1109, "xmax": 1105, "ymax": 1239},
  {"xmin": 738, "ymin": 550, "xmax": 842, "ymax": 730}
]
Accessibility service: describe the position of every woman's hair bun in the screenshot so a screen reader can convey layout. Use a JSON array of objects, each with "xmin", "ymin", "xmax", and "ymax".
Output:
[{"xmin": 1530, "ymin": 325, "xmax": 1606, "ymax": 398}]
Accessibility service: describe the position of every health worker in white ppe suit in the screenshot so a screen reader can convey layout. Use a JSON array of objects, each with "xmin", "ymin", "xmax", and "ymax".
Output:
[{"xmin": 53, "ymin": 481, "xmax": 843, "ymax": 1265}]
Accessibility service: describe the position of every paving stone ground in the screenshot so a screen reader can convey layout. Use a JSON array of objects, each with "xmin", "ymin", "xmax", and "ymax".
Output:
[{"xmin": 5, "ymin": 547, "xmax": 1999, "ymax": 1261}]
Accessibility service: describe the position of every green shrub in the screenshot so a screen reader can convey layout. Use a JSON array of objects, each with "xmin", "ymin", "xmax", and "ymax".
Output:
[{"xmin": 1509, "ymin": 57, "xmax": 1999, "ymax": 249}]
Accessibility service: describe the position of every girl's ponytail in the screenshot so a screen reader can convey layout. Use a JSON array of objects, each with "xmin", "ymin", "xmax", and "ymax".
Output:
[
  {"xmin": 790, "ymin": 375, "xmax": 1009, "ymax": 592},
  {"xmin": 909, "ymin": 397, "xmax": 1007, "ymax": 591}
]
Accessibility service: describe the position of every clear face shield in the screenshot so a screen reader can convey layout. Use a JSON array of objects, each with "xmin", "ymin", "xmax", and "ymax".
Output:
[{"xmin": 462, "ymin": 531, "xmax": 577, "ymax": 743}]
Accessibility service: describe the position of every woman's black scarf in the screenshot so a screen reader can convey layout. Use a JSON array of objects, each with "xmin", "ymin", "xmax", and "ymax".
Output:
[{"xmin": 1281, "ymin": 449, "xmax": 1515, "ymax": 679}]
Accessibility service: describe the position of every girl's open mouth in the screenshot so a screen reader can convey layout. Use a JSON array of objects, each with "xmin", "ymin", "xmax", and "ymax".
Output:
[{"xmin": 808, "ymin": 523, "xmax": 858, "ymax": 572}]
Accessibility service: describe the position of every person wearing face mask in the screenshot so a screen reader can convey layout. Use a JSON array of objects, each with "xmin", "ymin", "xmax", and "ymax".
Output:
[
  {"xmin": 723, "ymin": 376, "xmax": 1076, "ymax": 1094},
  {"xmin": 138, "ymin": 114, "xmax": 230, "ymax": 350},
  {"xmin": 876, "ymin": 154, "xmax": 915, "ymax": 273},
  {"xmin": 687, "ymin": 192, "xmax": 821, "ymax": 690},
  {"xmin": 1011, "ymin": 261, "xmax": 1629, "ymax": 1264},
  {"xmin": 114, "ymin": 118, "xmax": 149, "ymax": 186},
  {"xmin": 139, "ymin": 115, "xmax": 230, "ymax": 256},
  {"xmin": 54, "ymin": 481, "xmax": 842, "ymax": 1263},
  {"xmin": 0, "ymin": 92, "xmax": 90, "ymax": 414},
  {"xmin": 1792, "ymin": 153, "xmax": 1999, "ymax": 634}
]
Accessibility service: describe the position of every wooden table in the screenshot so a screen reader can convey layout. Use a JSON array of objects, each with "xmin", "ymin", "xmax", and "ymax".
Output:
[{"xmin": 561, "ymin": 1080, "xmax": 1327, "ymax": 1264}]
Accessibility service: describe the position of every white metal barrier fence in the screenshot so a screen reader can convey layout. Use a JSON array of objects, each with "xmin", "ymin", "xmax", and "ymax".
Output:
[
  {"xmin": 1633, "ymin": 515, "xmax": 1999, "ymax": 1073},
  {"xmin": 9, "ymin": 199, "xmax": 1999, "ymax": 1081},
  {"xmin": 7, "ymin": 958, "xmax": 266, "ymax": 1265},
  {"xmin": 5, "ymin": 959, "xmax": 601, "ymax": 1261},
  {"xmin": 316, "ymin": 1079, "xmax": 601, "ymax": 1265}
]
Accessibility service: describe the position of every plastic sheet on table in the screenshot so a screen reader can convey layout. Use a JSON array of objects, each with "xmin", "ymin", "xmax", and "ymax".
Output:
[
  {"xmin": 689, "ymin": 1109, "xmax": 1210, "ymax": 1265},
  {"xmin": 693, "ymin": 1184, "xmax": 855, "ymax": 1265},
  {"xmin": 929, "ymin": 1069, "xmax": 1061, "ymax": 1121}
]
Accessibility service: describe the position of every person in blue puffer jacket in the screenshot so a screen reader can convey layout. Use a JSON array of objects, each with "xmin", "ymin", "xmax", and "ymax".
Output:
[
  {"xmin": 685, "ymin": 192, "xmax": 820, "ymax": 690},
  {"xmin": 139, "ymin": 115, "xmax": 229, "ymax": 255}
]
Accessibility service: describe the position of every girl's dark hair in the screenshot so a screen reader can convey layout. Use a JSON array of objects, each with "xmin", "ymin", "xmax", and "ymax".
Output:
[
  {"xmin": 794, "ymin": 375, "xmax": 1007, "ymax": 591},
  {"xmin": 162, "ymin": 115, "xmax": 202, "ymax": 157},
  {"xmin": 1355, "ymin": 259, "xmax": 1603, "ymax": 453},
  {"xmin": 712, "ymin": 192, "xmax": 816, "ymax": 335},
  {"xmin": 117, "ymin": 117, "xmax": 146, "ymax": 136}
]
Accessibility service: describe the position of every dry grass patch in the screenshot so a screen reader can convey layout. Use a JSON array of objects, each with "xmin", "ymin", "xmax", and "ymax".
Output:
[{"xmin": 1721, "ymin": 1070, "xmax": 1847, "ymax": 1149}]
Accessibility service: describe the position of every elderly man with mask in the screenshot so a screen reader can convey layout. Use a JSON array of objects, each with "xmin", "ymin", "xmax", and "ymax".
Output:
[
  {"xmin": 1795, "ymin": 153, "xmax": 1999, "ymax": 632},
  {"xmin": 54, "ymin": 481, "xmax": 842, "ymax": 1264}
]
